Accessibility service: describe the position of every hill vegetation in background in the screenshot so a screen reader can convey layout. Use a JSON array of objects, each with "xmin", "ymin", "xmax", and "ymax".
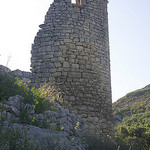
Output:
[{"xmin": 113, "ymin": 85, "xmax": 150, "ymax": 149}]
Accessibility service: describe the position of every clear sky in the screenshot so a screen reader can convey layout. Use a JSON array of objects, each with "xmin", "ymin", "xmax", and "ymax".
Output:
[{"xmin": 0, "ymin": 0, "xmax": 150, "ymax": 102}]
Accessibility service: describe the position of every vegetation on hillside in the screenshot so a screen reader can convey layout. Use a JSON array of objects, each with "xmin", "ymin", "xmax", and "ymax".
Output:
[
  {"xmin": 0, "ymin": 71, "xmax": 64, "ymax": 149},
  {"xmin": 113, "ymin": 85, "xmax": 150, "ymax": 149},
  {"xmin": 0, "ymin": 72, "xmax": 63, "ymax": 114}
]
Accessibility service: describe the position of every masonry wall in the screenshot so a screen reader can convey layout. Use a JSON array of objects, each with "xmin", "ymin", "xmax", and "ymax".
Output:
[{"xmin": 31, "ymin": 0, "xmax": 112, "ymax": 135}]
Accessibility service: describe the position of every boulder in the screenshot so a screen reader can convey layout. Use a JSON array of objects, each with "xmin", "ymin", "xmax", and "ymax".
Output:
[
  {"xmin": 7, "ymin": 95, "xmax": 24, "ymax": 111},
  {"xmin": 11, "ymin": 123, "xmax": 85, "ymax": 150}
]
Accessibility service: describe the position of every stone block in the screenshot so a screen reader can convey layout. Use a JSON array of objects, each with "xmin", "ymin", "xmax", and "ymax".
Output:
[
  {"xmin": 69, "ymin": 96, "xmax": 75, "ymax": 101},
  {"xmin": 59, "ymin": 46, "xmax": 68, "ymax": 51},
  {"xmin": 63, "ymin": 61, "xmax": 70, "ymax": 67},
  {"xmin": 54, "ymin": 52, "xmax": 62, "ymax": 57},
  {"xmin": 76, "ymin": 46, "xmax": 83, "ymax": 50},
  {"xmin": 68, "ymin": 72, "xmax": 81, "ymax": 78},
  {"xmin": 62, "ymin": 72, "xmax": 67, "ymax": 76},
  {"xmin": 58, "ymin": 57, "xmax": 65, "ymax": 63},
  {"xmin": 72, "ymin": 64, "xmax": 79, "ymax": 69},
  {"xmin": 54, "ymin": 62, "xmax": 62, "ymax": 68},
  {"xmin": 52, "ymin": 72, "xmax": 61, "ymax": 77},
  {"xmin": 69, "ymin": 58, "xmax": 75, "ymax": 63},
  {"xmin": 64, "ymin": 39, "xmax": 72, "ymax": 43}
]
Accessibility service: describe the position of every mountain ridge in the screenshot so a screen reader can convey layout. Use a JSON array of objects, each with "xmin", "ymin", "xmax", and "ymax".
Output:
[{"xmin": 113, "ymin": 84, "xmax": 150, "ymax": 125}]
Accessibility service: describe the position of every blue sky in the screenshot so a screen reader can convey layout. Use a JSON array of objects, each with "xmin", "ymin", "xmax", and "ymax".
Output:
[
  {"xmin": 0, "ymin": 0, "xmax": 150, "ymax": 102},
  {"xmin": 109, "ymin": 0, "xmax": 150, "ymax": 102}
]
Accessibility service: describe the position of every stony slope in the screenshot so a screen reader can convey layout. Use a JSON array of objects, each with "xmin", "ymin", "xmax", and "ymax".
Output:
[{"xmin": 0, "ymin": 65, "xmax": 85, "ymax": 150}]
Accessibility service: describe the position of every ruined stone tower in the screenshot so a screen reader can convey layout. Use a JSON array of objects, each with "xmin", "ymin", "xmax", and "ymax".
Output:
[{"xmin": 31, "ymin": 0, "xmax": 112, "ymax": 135}]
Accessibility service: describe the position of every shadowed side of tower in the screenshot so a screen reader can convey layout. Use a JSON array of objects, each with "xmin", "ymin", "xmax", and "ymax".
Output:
[{"xmin": 31, "ymin": 0, "xmax": 112, "ymax": 135}]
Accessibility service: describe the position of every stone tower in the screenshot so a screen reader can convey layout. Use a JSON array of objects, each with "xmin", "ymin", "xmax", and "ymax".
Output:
[{"xmin": 31, "ymin": 0, "xmax": 112, "ymax": 135}]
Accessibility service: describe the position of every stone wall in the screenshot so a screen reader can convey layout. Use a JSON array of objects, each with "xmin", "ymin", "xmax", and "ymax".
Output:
[{"xmin": 31, "ymin": 0, "xmax": 112, "ymax": 135}]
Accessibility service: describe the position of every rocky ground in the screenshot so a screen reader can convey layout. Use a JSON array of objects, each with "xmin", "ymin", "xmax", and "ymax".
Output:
[{"xmin": 0, "ymin": 65, "xmax": 86, "ymax": 150}]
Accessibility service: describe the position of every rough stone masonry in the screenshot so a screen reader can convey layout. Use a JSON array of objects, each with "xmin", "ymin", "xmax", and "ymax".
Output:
[{"xmin": 31, "ymin": 0, "xmax": 112, "ymax": 135}]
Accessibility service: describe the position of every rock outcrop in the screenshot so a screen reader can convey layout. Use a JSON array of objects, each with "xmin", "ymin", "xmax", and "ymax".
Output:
[
  {"xmin": 0, "ymin": 95, "xmax": 85, "ymax": 149},
  {"xmin": 11, "ymin": 69, "xmax": 32, "ymax": 82},
  {"xmin": 0, "ymin": 65, "xmax": 11, "ymax": 74},
  {"xmin": 0, "ymin": 65, "xmax": 32, "ymax": 82},
  {"xmin": 0, "ymin": 66, "xmax": 85, "ymax": 149}
]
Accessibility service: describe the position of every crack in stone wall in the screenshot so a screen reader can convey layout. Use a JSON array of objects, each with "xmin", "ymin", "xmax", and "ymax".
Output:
[{"xmin": 31, "ymin": 0, "xmax": 112, "ymax": 135}]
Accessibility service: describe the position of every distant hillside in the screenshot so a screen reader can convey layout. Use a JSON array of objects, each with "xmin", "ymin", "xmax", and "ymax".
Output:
[
  {"xmin": 113, "ymin": 84, "xmax": 150, "ymax": 148},
  {"xmin": 113, "ymin": 84, "xmax": 150, "ymax": 125}
]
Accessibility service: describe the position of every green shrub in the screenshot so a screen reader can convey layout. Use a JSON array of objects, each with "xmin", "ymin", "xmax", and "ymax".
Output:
[
  {"xmin": 115, "ymin": 125, "xmax": 148, "ymax": 150},
  {"xmin": 20, "ymin": 109, "xmax": 32, "ymax": 125},
  {"xmin": 0, "ymin": 73, "xmax": 19, "ymax": 102},
  {"xmin": 85, "ymin": 135, "xmax": 145, "ymax": 150},
  {"xmin": 0, "ymin": 73, "xmax": 34, "ymax": 104},
  {"xmin": 0, "ymin": 72, "xmax": 63, "ymax": 114}
]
